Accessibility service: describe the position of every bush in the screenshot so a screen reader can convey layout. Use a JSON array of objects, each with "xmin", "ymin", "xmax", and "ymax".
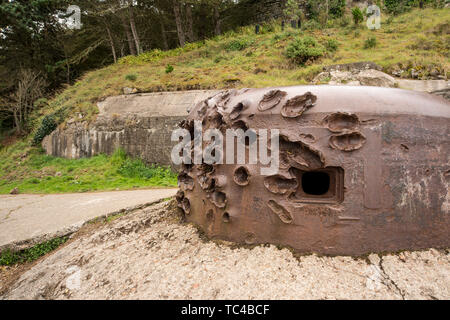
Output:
[
  {"xmin": 286, "ymin": 36, "xmax": 325, "ymax": 65},
  {"xmin": 383, "ymin": 0, "xmax": 444, "ymax": 14},
  {"xmin": 302, "ymin": 19, "xmax": 321, "ymax": 31},
  {"xmin": 32, "ymin": 107, "xmax": 67, "ymax": 145},
  {"xmin": 325, "ymin": 39, "xmax": 339, "ymax": 52},
  {"xmin": 338, "ymin": 15, "xmax": 351, "ymax": 27},
  {"xmin": 165, "ymin": 64, "xmax": 174, "ymax": 73},
  {"xmin": 32, "ymin": 114, "xmax": 56, "ymax": 145},
  {"xmin": 260, "ymin": 22, "xmax": 275, "ymax": 34},
  {"xmin": 305, "ymin": 0, "xmax": 320, "ymax": 21},
  {"xmin": 329, "ymin": 0, "xmax": 347, "ymax": 18},
  {"xmin": 125, "ymin": 74, "xmax": 137, "ymax": 81},
  {"xmin": 384, "ymin": 0, "xmax": 413, "ymax": 15},
  {"xmin": 364, "ymin": 36, "xmax": 377, "ymax": 49},
  {"xmin": 224, "ymin": 39, "xmax": 249, "ymax": 51},
  {"xmin": 352, "ymin": 7, "xmax": 364, "ymax": 25}
]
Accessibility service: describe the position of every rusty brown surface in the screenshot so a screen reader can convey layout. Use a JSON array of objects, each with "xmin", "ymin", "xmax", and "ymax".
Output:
[{"xmin": 176, "ymin": 85, "xmax": 450, "ymax": 256}]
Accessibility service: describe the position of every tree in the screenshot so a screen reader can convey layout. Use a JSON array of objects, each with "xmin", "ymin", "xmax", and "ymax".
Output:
[
  {"xmin": 0, "ymin": 70, "xmax": 46, "ymax": 134},
  {"xmin": 185, "ymin": 2, "xmax": 196, "ymax": 42},
  {"xmin": 284, "ymin": 0, "xmax": 302, "ymax": 21},
  {"xmin": 128, "ymin": 3, "xmax": 142, "ymax": 54},
  {"xmin": 172, "ymin": 0, "xmax": 186, "ymax": 47},
  {"xmin": 352, "ymin": 7, "xmax": 364, "ymax": 25},
  {"xmin": 0, "ymin": 0, "xmax": 243, "ymax": 133}
]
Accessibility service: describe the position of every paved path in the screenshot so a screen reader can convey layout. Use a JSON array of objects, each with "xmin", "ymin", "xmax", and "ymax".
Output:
[{"xmin": 0, "ymin": 189, "xmax": 177, "ymax": 251}]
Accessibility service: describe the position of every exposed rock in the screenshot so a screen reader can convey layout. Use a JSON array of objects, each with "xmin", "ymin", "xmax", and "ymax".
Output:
[
  {"xmin": 356, "ymin": 69, "xmax": 397, "ymax": 87},
  {"xmin": 322, "ymin": 61, "xmax": 382, "ymax": 73},
  {"xmin": 411, "ymin": 68, "xmax": 419, "ymax": 79},
  {"xmin": 122, "ymin": 87, "xmax": 138, "ymax": 95},
  {"xmin": 313, "ymin": 69, "xmax": 397, "ymax": 88}
]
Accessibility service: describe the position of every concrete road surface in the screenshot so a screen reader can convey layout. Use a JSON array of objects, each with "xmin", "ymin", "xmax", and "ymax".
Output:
[{"xmin": 0, "ymin": 189, "xmax": 177, "ymax": 250}]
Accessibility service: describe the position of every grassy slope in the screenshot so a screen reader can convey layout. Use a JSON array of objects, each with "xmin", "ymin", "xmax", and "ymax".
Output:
[
  {"xmin": 0, "ymin": 8, "xmax": 448, "ymax": 194},
  {"xmin": 0, "ymin": 145, "xmax": 177, "ymax": 194},
  {"xmin": 41, "ymin": 8, "xmax": 448, "ymax": 123}
]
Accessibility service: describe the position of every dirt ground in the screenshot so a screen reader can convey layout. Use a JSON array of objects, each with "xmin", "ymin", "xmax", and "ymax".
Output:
[{"xmin": 1, "ymin": 200, "xmax": 449, "ymax": 300}]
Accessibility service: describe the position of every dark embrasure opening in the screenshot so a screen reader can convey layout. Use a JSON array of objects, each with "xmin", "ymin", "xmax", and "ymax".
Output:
[{"xmin": 301, "ymin": 171, "xmax": 331, "ymax": 196}]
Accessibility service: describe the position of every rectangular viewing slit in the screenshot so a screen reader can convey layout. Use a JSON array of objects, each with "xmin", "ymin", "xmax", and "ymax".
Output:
[{"xmin": 289, "ymin": 167, "xmax": 344, "ymax": 204}]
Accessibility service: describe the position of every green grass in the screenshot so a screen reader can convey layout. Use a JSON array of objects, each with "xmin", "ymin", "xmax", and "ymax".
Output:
[
  {"xmin": 0, "ymin": 237, "xmax": 68, "ymax": 266},
  {"xmin": 0, "ymin": 145, "xmax": 177, "ymax": 194}
]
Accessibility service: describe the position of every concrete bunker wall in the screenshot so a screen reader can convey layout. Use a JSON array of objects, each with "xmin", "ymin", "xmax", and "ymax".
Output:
[{"xmin": 42, "ymin": 90, "xmax": 220, "ymax": 166}]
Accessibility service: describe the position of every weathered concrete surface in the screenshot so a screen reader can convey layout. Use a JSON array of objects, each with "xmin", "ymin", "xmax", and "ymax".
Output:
[
  {"xmin": 42, "ymin": 90, "xmax": 220, "ymax": 166},
  {"xmin": 397, "ymin": 79, "xmax": 449, "ymax": 92},
  {"xmin": 0, "ymin": 189, "xmax": 177, "ymax": 252},
  {"xmin": 1, "ymin": 201, "xmax": 448, "ymax": 300}
]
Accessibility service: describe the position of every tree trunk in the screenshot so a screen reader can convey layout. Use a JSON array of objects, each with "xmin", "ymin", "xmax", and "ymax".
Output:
[
  {"xmin": 160, "ymin": 17, "xmax": 169, "ymax": 50},
  {"xmin": 121, "ymin": 15, "xmax": 136, "ymax": 55},
  {"xmin": 173, "ymin": 0, "xmax": 185, "ymax": 47},
  {"xmin": 13, "ymin": 108, "xmax": 20, "ymax": 133},
  {"xmin": 128, "ymin": 6, "xmax": 141, "ymax": 54},
  {"xmin": 214, "ymin": 6, "xmax": 221, "ymax": 36},
  {"xmin": 185, "ymin": 4, "xmax": 195, "ymax": 43},
  {"xmin": 105, "ymin": 23, "xmax": 117, "ymax": 63}
]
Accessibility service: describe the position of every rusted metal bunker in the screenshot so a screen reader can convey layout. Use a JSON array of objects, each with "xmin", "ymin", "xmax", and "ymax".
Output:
[{"xmin": 176, "ymin": 85, "xmax": 450, "ymax": 256}]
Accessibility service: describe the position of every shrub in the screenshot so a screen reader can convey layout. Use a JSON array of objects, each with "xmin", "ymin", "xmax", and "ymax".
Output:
[
  {"xmin": 364, "ymin": 36, "xmax": 377, "ymax": 49},
  {"xmin": 286, "ymin": 36, "xmax": 325, "ymax": 65},
  {"xmin": 329, "ymin": 0, "xmax": 347, "ymax": 18},
  {"xmin": 224, "ymin": 39, "xmax": 249, "ymax": 51},
  {"xmin": 260, "ymin": 23, "xmax": 275, "ymax": 34},
  {"xmin": 384, "ymin": 0, "xmax": 413, "ymax": 15},
  {"xmin": 305, "ymin": 0, "xmax": 320, "ymax": 21},
  {"xmin": 125, "ymin": 74, "xmax": 137, "ymax": 81},
  {"xmin": 302, "ymin": 19, "xmax": 321, "ymax": 31},
  {"xmin": 214, "ymin": 55, "xmax": 224, "ymax": 63},
  {"xmin": 325, "ymin": 39, "xmax": 339, "ymax": 52},
  {"xmin": 32, "ymin": 107, "xmax": 67, "ymax": 145},
  {"xmin": 338, "ymin": 15, "xmax": 351, "ymax": 27},
  {"xmin": 32, "ymin": 114, "xmax": 56, "ymax": 145},
  {"xmin": 383, "ymin": 0, "xmax": 444, "ymax": 14},
  {"xmin": 352, "ymin": 7, "xmax": 364, "ymax": 25},
  {"xmin": 284, "ymin": 0, "xmax": 302, "ymax": 21},
  {"xmin": 119, "ymin": 49, "xmax": 165, "ymax": 65},
  {"xmin": 165, "ymin": 64, "xmax": 174, "ymax": 73}
]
